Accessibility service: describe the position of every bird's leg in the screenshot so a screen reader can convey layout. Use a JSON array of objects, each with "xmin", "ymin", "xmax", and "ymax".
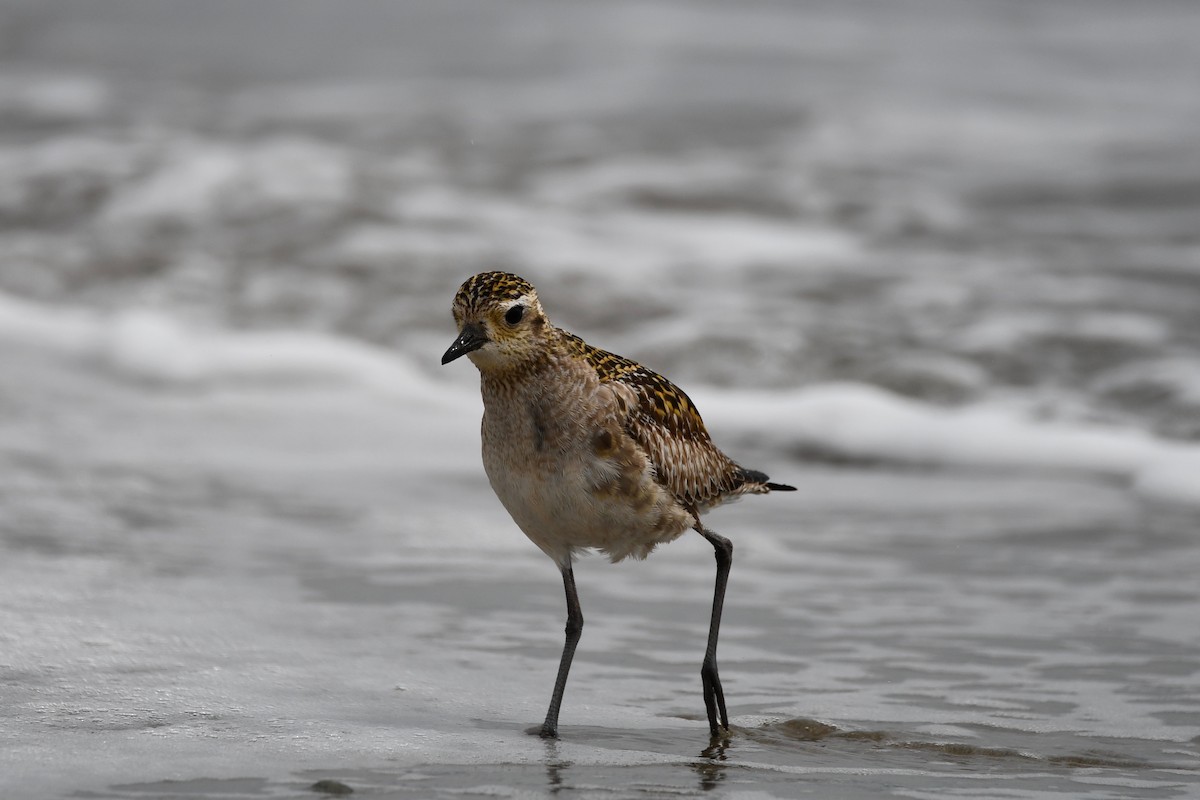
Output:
[
  {"xmin": 539, "ymin": 564, "xmax": 583, "ymax": 738},
  {"xmin": 696, "ymin": 523, "xmax": 732, "ymax": 736}
]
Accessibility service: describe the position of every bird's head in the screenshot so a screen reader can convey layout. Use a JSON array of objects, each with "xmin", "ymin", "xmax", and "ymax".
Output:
[{"xmin": 441, "ymin": 271, "xmax": 552, "ymax": 372}]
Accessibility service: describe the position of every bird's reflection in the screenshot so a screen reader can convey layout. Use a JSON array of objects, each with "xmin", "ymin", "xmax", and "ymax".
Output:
[
  {"xmin": 694, "ymin": 731, "xmax": 733, "ymax": 790},
  {"xmin": 537, "ymin": 730, "xmax": 735, "ymax": 794},
  {"xmin": 539, "ymin": 739, "xmax": 570, "ymax": 794}
]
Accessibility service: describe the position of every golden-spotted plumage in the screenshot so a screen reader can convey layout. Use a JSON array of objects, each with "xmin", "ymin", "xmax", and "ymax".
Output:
[
  {"xmin": 441, "ymin": 270, "xmax": 794, "ymax": 740},
  {"xmin": 558, "ymin": 330, "xmax": 774, "ymax": 514}
]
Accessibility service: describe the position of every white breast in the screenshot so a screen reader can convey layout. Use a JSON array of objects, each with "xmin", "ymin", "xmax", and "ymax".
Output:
[{"xmin": 480, "ymin": 375, "xmax": 690, "ymax": 566}]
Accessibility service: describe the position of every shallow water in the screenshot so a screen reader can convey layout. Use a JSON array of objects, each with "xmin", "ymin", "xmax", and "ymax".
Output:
[
  {"xmin": 2, "ymin": 0, "xmax": 1200, "ymax": 797},
  {"xmin": 2, "ymin": 346, "xmax": 1199, "ymax": 798}
]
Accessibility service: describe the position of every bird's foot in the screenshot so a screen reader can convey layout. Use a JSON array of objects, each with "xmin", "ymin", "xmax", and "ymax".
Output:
[{"xmin": 525, "ymin": 723, "xmax": 559, "ymax": 739}]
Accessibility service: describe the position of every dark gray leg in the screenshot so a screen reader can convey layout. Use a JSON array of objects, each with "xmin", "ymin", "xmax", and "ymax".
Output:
[
  {"xmin": 696, "ymin": 524, "xmax": 732, "ymax": 736},
  {"xmin": 540, "ymin": 564, "xmax": 583, "ymax": 738}
]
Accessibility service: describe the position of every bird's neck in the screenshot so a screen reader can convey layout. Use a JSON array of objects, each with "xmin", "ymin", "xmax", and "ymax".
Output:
[
  {"xmin": 474, "ymin": 325, "xmax": 571, "ymax": 387},
  {"xmin": 475, "ymin": 347, "xmax": 556, "ymax": 392}
]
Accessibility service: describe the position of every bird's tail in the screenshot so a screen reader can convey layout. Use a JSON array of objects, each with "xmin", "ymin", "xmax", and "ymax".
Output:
[{"xmin": 738, "ymin": 467, "xmax": 796, "ymax": 492}]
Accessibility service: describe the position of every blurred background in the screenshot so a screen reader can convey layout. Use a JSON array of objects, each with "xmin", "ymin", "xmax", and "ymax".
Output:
[
  {"xmin": 2, "ymin": 0, "xmax": 1198, "ymax": 432},
  {"xmin": 3, "ymin": 2, "xmax": 1200, "ymax": 798}
]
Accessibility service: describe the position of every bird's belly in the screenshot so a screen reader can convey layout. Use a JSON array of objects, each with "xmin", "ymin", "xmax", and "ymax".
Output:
[{"xmin": 482, "ymin": 440, "xmax": 690, "ymax": 566}]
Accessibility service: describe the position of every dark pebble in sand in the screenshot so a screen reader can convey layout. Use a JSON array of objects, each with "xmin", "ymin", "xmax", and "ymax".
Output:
[{"xmin": 311, "ymin": 779, "xmax": 353, "ymax": 795}]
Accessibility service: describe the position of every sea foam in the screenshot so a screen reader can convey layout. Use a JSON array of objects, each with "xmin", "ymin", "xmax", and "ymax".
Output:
[
  {"xmin": 2, "ymin": 291, "xmax": 1196, "ymax": 509},
  {"xmin": 696, "ymin": 383, "xmax": 1200, "ymax": 510}
]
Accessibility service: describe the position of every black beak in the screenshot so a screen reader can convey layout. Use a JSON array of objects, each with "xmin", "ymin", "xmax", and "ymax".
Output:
[{"xmin": 441, "ymin": 322, "xmax": 488, "ymax": 365}]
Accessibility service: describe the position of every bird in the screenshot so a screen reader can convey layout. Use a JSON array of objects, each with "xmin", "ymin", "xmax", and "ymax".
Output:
[{"xmin": 440, "ymin": 271, "xmax": 794, "ymax": 739}]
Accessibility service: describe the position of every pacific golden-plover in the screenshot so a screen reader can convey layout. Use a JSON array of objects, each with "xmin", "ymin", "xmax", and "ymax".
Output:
[{"xmin": 441, "ymin": 271, "xmax": 794, "ymax": 739}]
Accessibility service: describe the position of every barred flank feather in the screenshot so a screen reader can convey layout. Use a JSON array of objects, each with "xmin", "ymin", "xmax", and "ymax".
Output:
[{"xmin": 560, "ymin": 330, "xmax": 790, "ymax": 511}]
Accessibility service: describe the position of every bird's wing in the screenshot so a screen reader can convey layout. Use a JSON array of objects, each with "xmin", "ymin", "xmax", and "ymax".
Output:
[{"xmin": 558, "ymin": 331, "xmax": 747, "ymax": 510}]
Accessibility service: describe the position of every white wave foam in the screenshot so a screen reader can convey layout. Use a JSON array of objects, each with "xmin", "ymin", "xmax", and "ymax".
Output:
[
  {"xmin": 696, "ymin": 382, "xmax": 1200, "ymax": 509},
  {"xmin": 0, "ymin": 292, "xmax": 100, "ymax": 354},
  {"xmin": 958, "ymin": 311, "xmax": 1170, "ymax": 352},
  {"xmin": 2, "ymin": 291, "xmax": 1195, "ymax": 508},
  {"xmin": 392, "ymin": 186, "xmax": 860, "ymax": 278},
  {"xmin": 0, "ymin": 74, "xmax": 111, "ymax": 122},
  {"xmin": 0, "ymin": 292, "xmax": 447, "ymax": 402},
  {"xmin": 102, "ymin": 138, "xmax": 353, "ymax": 226}
]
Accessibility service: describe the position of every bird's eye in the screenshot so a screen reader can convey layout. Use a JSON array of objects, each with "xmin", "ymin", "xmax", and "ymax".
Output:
[{"xmin": 504, "ymin": 304, "xmax": 525, "ymax": 325}]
